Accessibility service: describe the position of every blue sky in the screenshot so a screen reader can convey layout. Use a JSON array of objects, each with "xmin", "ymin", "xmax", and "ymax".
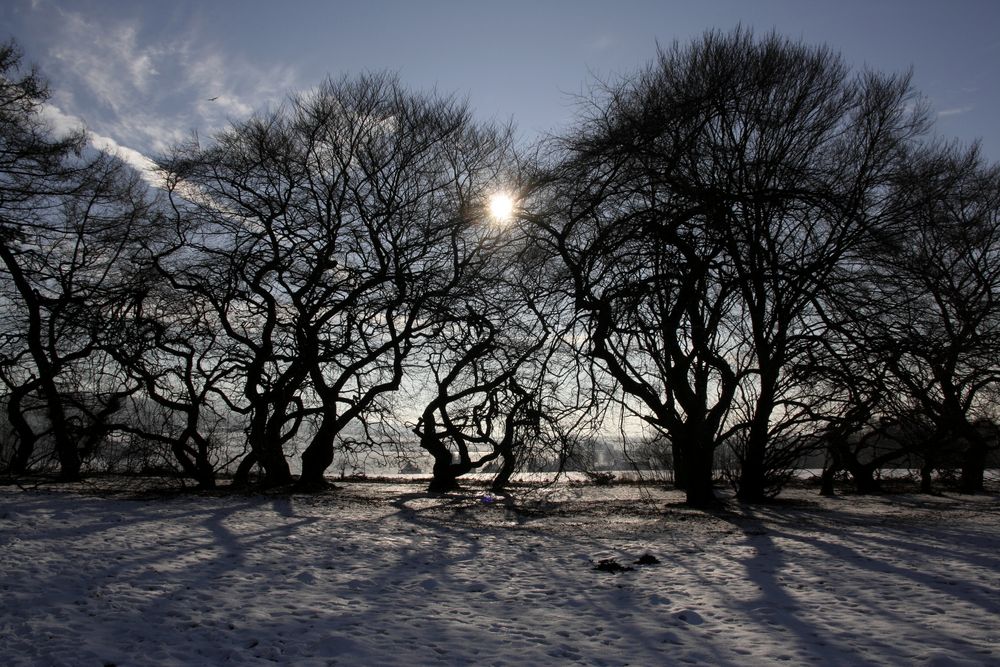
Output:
[{"xmin": 3, "ymin": 0, "xmax": 999, "ymax": 173}]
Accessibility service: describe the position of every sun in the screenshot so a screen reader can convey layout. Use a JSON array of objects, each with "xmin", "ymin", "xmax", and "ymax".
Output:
[{"xmin": 488, "ymin": 192, "xmax": 515, "ymax": 222}]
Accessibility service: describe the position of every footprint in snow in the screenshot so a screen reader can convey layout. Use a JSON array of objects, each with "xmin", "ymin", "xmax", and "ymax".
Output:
[{"xmin": 674, "ymin": 609, "xmax": 704, "ymax": 625}]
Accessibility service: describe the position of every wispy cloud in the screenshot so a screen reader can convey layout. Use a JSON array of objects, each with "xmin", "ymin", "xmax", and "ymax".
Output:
[
  {"xmin": 179, "ymin": 44, "xmax": 298, "ymax": 127},
  {"xmin": 937, "ymin": 105, "xmax": 974, "ymax": 118},
  {"xmin": 590, "ymin": 35, "xmax": 615, "ymax": 52},
  {"xmin": 49, "ymin": 11, "xmax": 160, "ymax": 115},
  {"xmin": 34, "ymin": 4, "xmax": 301, "ymax": 174}
]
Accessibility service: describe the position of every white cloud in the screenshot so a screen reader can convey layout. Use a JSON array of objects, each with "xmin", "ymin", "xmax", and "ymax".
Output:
[
  {"xmin": 41, "ymin": 102, "xmax": 162, "ymax": 187},
  {"xmin": 38, "ymin": 101, "xmax": 83, "ymax": 138},
  {"xmin": 88, "ymin": 131, "xmax": 159, "ymax": 181}
]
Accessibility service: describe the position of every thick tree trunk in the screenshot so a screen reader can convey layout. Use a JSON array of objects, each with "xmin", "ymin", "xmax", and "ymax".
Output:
[
  {"xmin": 490, "ymin": 450, "xmax": 517, "ymax": 494},
  {"xmin": 170, "ymin": 431, "xmax": 216, "ymax": 489},
  {"xmin": 848, "ymin": 463, "xmax": 880, "ymax": 494},
  {"xmin": 6, "ymin": 388, "xmax": 37, "ymax": 474},
  {"xmin": 819, "ymin": 466, "xmax": 837, "ymax": 497},
  {"xmin": 428, "ymin": 458, "xmax": 464, "ymax": 493},
  {"xmin": 0, "ymin": 243, "xmax": 79, "ymax": 481},
  {"xmin": 959, "ymin": 443, "xmax": 987, "ymax": 494},
  {"xmin": 298, "ymin": 422, "xmax": 337, "ymax": 490},
  {"xmin": 418, "ymin": 415, "xmax": 471, "ymax": 493},
  {"xmin": 681, "ymin": 442, "xmax": 716, "ymax": 508},
  {"xmin": 736, "ymin": 442, "xmax": 767, "ymax": 502},
  {"xmin": 8, "ymin": 437, "xmax": 35, "ymax": 475},
  {"xmin": 233, "ymin": 450, "xmax": 258, "ymax": 487},
  {"xmin": 820, "ymin": 446, "xmax": 843, "ymax": 497},
  {"xmin": 736, "ymin": 385, "xmax": 776, "ymax": 503},
  {"xmin": 259, "ymin": 446, "xmax": 292, "ymax": 487},
  {"xmin": 170, "ymin": 436, "xmax": 202, "ymax": 483},
  {"xmin": 245, "ymin": 408, "xmax": 292, "ymax": 488},
  {"xmin": 919, "ymin": 461, "xmax": 935, "ymax": 494},
  {"xmin": 49, "ymin": 402, "xmax": 80, "ymax": 482},
  {"xmin": 189, "ymin": 432, "xmax": 217, "ymax": 489},
  {"xmin": 671, "ymin": 441, "xmax": 687, "ymax": 490},
  {"xmin": 954, "ymin": 421, "xmax": 989, "ymax": 493},
  {"xmin": 426, "ymin": 441, "xmax": 473, "ymax": 493},
  {"xmin": 234, "ymin": 406, "xmax": 293, "ymax": 489}
]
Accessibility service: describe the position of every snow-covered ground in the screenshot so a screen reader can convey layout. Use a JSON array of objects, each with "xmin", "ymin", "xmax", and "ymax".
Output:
[{"xmin": 1, "ymin": 480, "xmax": 998, "ymax": 666}]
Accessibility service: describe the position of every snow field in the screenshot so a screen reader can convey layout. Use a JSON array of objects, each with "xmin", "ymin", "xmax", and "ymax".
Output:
[{"xmin": 1, "ymin": 483, "xmax": 998, "ymax": 666}]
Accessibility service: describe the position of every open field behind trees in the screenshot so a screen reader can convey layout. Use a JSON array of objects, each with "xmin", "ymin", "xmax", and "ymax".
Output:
[{"xmin": 1, "ymin": 480, "xmax": 998, "ymax": 666}]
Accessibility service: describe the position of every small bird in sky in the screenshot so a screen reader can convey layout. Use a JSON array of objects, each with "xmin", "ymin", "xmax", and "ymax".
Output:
[{"xmin": 207, "ymin": 96, "xmax": 219, "ymax": 102}]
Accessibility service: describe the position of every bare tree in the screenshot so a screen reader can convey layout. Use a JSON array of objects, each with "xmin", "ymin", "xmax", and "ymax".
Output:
[
  {"xmin": 106, "ymin": 273, "xmax": 239, "ymax": 488},
  {"xmin": 411, "ymin": 216, "xmax": 564, "ymax": 493},
  {"xmin": 158, "ymin": 73, "xmax": 514, "ymax": 489},
  {"xmin": 537, "ymin": 28, "xmax": 927, "ymax": 505},
  {"xmin": 846, "ymin": 144, "xmax": 1000, "ymax": 492},
  {"xmin": 0, "ymin": 42, "xmax": 153, "ymax": 480}
]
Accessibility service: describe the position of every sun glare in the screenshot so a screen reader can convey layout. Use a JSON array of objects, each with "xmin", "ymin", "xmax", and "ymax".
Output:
[{"xmin": 488, "ymin": 192, "xmax": 515, "ymax": 222}]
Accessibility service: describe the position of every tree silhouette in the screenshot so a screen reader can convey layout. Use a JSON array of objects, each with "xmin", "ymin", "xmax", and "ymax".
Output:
[
  {"xmin": 537, "ymin": 28, "xmax": 928, "ymax": 504},
  {"xmin": 0, "ymin": 42, "xmax": 152, "ymax": 480},
  {"xmin": 158, "ymin": 73, "xmax": 514, "ymax": 489}
]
